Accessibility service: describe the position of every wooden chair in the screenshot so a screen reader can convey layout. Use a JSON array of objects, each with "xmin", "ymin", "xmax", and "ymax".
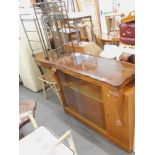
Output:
[{"xmin": 39, "ymin": 69, "xmax": 62, "ymax": 104}]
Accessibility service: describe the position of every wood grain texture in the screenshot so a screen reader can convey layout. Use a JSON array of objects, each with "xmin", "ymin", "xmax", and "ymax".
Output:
[
  {"xmin": 50, "ymin": 53, "xmax": 135, "ymax": 87},
  {"xmin": 34, "ymin": 52, "xmax": 135, "ymax": 152}
]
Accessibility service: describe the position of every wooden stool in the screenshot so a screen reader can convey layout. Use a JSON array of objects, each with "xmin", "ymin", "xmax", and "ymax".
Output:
[
  {"xmin": 19, "ymin": 100, "xmax": 37, "ymax": 129},
  {"xmin": 39, "ymin": 70, "xmax": 62, "ymax": 105}
]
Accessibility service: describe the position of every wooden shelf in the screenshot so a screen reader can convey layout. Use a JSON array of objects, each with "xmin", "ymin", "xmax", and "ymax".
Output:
[{"xmin": 61, "ymin": 80, "xmax": 103, "ymax": 102}]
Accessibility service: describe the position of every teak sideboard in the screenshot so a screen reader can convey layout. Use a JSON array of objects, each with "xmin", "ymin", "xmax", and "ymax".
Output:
[{"xmin": 35, "ymin": 52, "xmax": 135, "ymax": 152}]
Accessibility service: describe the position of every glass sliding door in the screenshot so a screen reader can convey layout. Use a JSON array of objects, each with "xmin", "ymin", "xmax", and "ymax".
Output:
[{"xmin": 57, "ymin": 70, "xmax": 106, "ymax": 129}]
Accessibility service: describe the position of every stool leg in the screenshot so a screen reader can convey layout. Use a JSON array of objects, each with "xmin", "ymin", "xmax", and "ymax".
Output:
[
  {"xmin": 42, "ymin": 81, "xmax": 47, "ymax": 99},
  {"xmin": 56, "ymin": 91, "xmax": 63, "ymax": 106},
  {"xmin": 53, "ymin": 84, "xmax": 63, "ymax": 105},
  {"xmin": 19, "ymin": 129, "xmax": 24, "ymax": 140}
]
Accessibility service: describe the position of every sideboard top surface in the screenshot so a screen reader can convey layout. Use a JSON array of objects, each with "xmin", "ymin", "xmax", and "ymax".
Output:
[{"xmin": 50, "ymin": 53, "xmax": 135, "ymax": 87}]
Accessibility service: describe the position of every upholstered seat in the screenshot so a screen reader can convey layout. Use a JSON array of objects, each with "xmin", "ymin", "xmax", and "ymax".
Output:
[{"xmin": 20, "ymin": 126, "xmax": 75, "ymax": 155}]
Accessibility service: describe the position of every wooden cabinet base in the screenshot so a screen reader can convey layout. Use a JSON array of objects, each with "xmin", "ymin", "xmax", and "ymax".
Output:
[
  {"xmin": 64, "ymin": 101, "xmax": 133, "ymax": 153},
  {"xmin": 64, "ymin": 94, "xmax": 134, "ymax": 153}
]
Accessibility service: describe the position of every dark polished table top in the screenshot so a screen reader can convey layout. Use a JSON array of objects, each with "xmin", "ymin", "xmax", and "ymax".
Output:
[{"xmin": 51, "ymin": 53, "xmax": 135, "ymax": 87}]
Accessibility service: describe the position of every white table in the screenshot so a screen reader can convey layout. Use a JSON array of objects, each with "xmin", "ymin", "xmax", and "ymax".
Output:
[{"xmin": 99, "ymin": 45, "xmax": 135, "ymax": 60}]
